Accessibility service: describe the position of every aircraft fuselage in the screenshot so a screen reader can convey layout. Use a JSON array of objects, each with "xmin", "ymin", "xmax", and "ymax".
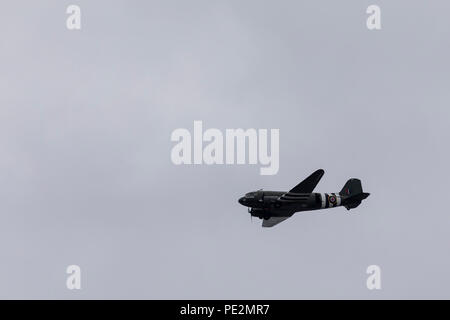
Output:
[{"xmin": 238, "ymin": 191, "xmax": 343, "ymax": 219}]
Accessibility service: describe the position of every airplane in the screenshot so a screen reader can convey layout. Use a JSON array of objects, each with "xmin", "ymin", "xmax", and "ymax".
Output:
[{"xmin": 238, "ymin": 169, "xmax": 370, "ymax": 227}]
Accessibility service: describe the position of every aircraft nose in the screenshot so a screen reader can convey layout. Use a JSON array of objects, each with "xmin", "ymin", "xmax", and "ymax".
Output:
[{"xmin": 238, "ymin": 197, "xmax": 246, "ymax": 205}]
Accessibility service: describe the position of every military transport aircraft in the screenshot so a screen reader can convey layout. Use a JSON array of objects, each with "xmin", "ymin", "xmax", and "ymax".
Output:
[{"xmin": 238, "ymin": 169, "xmax": 370, "ymax": 227}]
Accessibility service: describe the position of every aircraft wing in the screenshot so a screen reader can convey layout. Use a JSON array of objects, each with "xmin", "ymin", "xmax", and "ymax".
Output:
[
  {"xmin": 262, "ymin": 216, "xmax": 290, "ymax": 228},
  {"xmin": 288, "ymin": 169, "xmax": 324, "ymax": 194}
]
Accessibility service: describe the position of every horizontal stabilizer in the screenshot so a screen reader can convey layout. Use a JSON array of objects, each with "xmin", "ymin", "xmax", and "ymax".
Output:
[
  {"xmin": 342, "ymin": 192, "xmax": 370, "ymax": 210},
  {"xmin": 345, "ymin": 192, "xmax": 370, "ymax": 202}
]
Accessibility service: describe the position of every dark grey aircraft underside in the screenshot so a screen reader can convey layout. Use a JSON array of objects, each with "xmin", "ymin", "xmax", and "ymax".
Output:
[{"xmin": 238, "ymin": 169, "xmax": 370, "ymax": 227}]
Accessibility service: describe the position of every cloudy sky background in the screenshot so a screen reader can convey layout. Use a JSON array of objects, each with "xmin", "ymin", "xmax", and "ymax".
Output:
[{"xmin": 1, "ymin": 0, "xmax": 449, "ymax": 298}]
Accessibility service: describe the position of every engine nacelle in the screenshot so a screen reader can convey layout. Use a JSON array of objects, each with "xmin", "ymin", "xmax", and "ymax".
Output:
[{"xmin": 249, "ymin": 208, "xmax": 269, "ymax": 219}]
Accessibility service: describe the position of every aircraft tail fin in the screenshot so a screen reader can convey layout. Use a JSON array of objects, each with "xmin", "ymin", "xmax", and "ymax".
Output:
[{"xmin": 339, "ymin": 178, "xmax": 370, "ymax": 210}]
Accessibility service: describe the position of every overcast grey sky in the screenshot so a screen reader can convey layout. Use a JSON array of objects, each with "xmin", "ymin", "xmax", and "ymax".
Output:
[{"xmin": 1, "ymin": 0, "xmax": 450, "ymax": 299}]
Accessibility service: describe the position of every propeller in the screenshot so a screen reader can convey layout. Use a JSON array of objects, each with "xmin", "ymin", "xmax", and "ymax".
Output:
[{"xmin": 249, "ymin": 190, "xmax": 264, "ymax": 223}]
